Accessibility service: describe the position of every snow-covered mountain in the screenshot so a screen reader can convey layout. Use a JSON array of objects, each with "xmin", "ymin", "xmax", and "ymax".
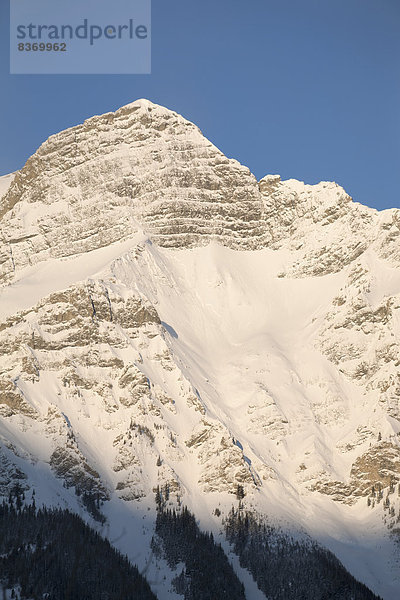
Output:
[{"xmin": 1, "ymin": 99, "xmax": 399, "ymax": 599}]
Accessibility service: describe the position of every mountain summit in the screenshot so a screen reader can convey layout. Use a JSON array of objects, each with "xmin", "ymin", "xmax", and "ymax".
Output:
[{"xmin": 0, "ymin": 100, "xmax": 399, "ymax": 599}]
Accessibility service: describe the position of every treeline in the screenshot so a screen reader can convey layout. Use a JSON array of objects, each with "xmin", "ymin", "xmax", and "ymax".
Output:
[
  {"xmin": 0, "ymin": 502, "xmax": 156, "ymax": 600},
  {"xmin": 224, "ymin": 508, "xmax": 381, "ymax": 600},
  {"xmin": 153, "ymin": 506, "xmax": 245, "ymax": 600}
]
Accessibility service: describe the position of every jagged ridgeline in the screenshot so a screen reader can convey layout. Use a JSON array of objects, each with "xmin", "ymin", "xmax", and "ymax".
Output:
[
  {"xmin": 224, "ymin": 509, "xmax": 381, "ymax": 600},
  {"xmin": 0, "ymin": 503, "xmax": 156, "ymax": 600}
]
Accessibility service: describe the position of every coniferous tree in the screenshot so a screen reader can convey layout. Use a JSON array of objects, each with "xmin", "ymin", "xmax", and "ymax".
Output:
[
  {"xmin": 224, "ymin": 508, "xmax": 381, "ymax": 600},
  {"xmin": 0, "ymin": 503, "xmax": 156, "ymax": 600},
  {"xmin": 154, "ymin": 504, "xmax": 245, "ymax": 600}
]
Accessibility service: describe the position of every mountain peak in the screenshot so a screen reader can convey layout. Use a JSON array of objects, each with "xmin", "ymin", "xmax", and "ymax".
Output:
[
  {"xmin": 0, "ymin": 100, "xmax": 398, "ymax": 288},
  {"xmin": 0, "ymin": 99, "xmax": 265, "ymax": 284}
]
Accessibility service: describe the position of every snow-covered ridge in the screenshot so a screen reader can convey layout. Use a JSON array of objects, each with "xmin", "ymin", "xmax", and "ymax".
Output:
[
  {"xmin": 0, "ymin": 172, "xmax": 15, "ymax": 200},
  {"xmin": 259, "ymin": 174, "xmax": 400, "ymax": 276}
]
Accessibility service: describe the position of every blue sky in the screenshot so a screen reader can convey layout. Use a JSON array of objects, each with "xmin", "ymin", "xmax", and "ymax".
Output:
[{"xmin": 1, "ymin": 0, "xmax": 399, "ymax": 209}]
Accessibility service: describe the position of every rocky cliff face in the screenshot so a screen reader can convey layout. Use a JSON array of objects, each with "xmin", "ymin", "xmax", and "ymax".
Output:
[
  {"xmin": 0, "ymin": 100, "xmax": 267, "ymax": 286},
  {"xmin": 0, "ymin": 99, "xmax": 400, "ymax": 599}
]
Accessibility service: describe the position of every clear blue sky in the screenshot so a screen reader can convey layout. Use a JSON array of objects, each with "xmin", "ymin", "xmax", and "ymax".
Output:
[{"xmin": 1, "ymin": 0, "xmax": 399, "ymax": 209}]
